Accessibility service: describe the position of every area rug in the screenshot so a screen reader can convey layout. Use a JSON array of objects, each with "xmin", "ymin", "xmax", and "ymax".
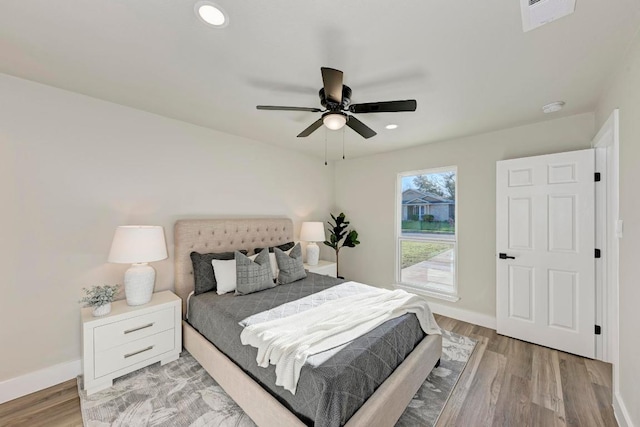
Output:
[{"xmin": 78, "ymin": 329, "xmax": 475, "ymax": 427}]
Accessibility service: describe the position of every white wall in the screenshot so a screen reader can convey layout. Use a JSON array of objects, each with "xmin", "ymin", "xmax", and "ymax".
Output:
[
  {"xmin": 0, "ymin": 74, "xmax": 334, "ymax": 382},
  {"xmin": 334, "ymin": 113, "xmax": 595, "ymax": 319},
  {"xmin": 596, "ymin": 30, "xmax": 640, "ymax": 426}
]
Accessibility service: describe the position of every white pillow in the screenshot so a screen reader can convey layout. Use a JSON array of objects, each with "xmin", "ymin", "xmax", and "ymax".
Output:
[
  {"xmin": 212, "ymin": 259, "xmax": 237, "ymax": 295},
  {"xmin": 268, "ymin": 253, "xmax": 278, "ymax": 280},
  {"xmin": 268, "ymin": 248, "xmax": 293, "ymax": 280},
  {"xmin": 212, "ymin": 253, "xmax": 262, "ymax": 293}
]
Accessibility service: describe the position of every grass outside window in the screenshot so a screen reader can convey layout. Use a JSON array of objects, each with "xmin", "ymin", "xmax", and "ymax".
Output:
[
  {"xmin": 402, "ymin": 220, "xmax": 455, "ymax": 234},
  {"xmin": 400, "ymin": 241, "xmax": 451, "ymax": 269}
]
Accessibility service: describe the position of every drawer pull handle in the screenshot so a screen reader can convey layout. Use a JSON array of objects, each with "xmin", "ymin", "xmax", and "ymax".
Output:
[
  {"xmin": 124, "ymin": 346, "xmax": 154, "ymax": 359},
  {"xmin": 124, "ymin": 323, "xmax": 154, "ymax": 334}
]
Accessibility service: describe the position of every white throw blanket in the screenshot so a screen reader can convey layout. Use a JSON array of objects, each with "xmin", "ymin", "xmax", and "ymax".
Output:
[{"xmin": 239, "ymin": 282, "xmax": 441, "ymax": 394}]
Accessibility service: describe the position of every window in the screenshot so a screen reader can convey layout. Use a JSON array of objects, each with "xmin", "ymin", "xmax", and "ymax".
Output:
[{"xmin": 396, "ymin": 167, "xmax": 458, "ymax": 300}]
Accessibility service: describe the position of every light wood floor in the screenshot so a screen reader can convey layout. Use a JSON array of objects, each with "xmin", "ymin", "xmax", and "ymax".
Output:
[
  {"xmin": 435, "ymin": 315, "xmax": 616, "ymax": 427},
  {"xmin": 0, "ymin": 315, "xmax": 615, "ymax": 427}
]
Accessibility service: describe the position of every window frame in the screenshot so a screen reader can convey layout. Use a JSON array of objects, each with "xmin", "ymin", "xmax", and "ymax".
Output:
[{"xmin": 395, "ymin": 166, "xmax": 459, "ymax": 301}]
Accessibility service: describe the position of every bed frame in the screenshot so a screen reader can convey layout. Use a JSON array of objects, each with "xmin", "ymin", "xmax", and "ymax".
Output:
[{"xmin": 175, "ymin": 218, "xmax": 442, "ymax": 427}]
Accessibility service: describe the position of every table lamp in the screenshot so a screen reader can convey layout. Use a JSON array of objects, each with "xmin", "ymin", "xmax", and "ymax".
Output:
[
  {"xmin": 300, "ymin": 222, "xmax": 325, "ymax": 266},
  {"xmin": 108, "ymin": 225, "xmax": 168, "ymax": 306}
]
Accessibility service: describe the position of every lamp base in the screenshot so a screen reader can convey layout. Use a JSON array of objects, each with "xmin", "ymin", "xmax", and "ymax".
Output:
[
  {"xmin": 306, "ymin": 242, "xmax": 320, "ymax": 266},
  {"xmin": 124, "ymin": 263, "xmax": 155, "ymax": 306}
]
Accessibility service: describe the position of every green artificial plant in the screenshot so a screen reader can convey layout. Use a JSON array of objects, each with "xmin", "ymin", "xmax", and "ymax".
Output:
[
  {"xmin": 79, "ymin": 284, "xmax": 120, "ymax": 308},
  {"xmin": 323, "ymin": 212, "xmax": 360, "ymax": 278}
]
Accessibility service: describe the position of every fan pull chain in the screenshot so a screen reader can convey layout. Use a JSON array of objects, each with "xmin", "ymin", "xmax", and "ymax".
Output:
[
  {"xmin": 324, "ymin": 128, "xmax": 328, "ymax": 166},
  {"xmin": 342, "ymin": 128, "xmax": 345, "ymax": 160}
]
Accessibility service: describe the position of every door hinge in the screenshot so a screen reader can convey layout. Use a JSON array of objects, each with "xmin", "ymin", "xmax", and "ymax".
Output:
[
  {"xmin": 595, "ymin": 172, "xmax": 601, "ymax": 182},
  {"xmin": 595, "ymin": 325, "xmax": 602, "ymax": 335},
  {"xmin": 595, "ymin": 249, "xmax": 602, "ymax": 258}
]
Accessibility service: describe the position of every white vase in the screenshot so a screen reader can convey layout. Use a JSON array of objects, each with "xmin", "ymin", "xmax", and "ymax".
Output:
[
  {"xmin": 124, "ymin": 263, "xmax": 155, "ymax": 306},
  {"xmin": 306, "ymin": 242, "xmax": 320, "ymax": 266},
  {"xmin": 92, "ymin": 303, "xmax": 112, "ymax": 317}
]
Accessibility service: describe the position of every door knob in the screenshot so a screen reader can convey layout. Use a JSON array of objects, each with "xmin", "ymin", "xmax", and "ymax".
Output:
[{"xmin": 499, "ymin": 253, "xmax": 516, "ymax": 260}]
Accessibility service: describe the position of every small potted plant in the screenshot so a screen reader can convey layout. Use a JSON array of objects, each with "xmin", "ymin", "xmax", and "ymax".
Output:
[{"xmin": 80, "ymin": 285, "xmax": 120, "ymax": 317}]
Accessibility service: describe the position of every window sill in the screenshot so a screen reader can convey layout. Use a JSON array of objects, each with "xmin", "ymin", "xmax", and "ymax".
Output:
[{"xmin": 394, "ymin": 283, "xmax": 460, "ymax": 302}]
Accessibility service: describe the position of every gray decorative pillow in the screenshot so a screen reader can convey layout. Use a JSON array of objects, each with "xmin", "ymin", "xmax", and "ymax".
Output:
[
  {"xmin": 235, "ymin": 249, "xmax": 275, "ymax": 295},
  {"xmin": 190, "ymin": 250, "xmax": 247, "ymax": 295},
  {"xmin": 275, "ymin": 243, "xmax": 307, "ymax": 285}
]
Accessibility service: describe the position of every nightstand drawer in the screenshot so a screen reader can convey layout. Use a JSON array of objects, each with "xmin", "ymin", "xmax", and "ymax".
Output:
[
  {"xmin": 94, "ymin": 329, "xmax": 175, "ymax": 378},
  {"xmin": 94, "ymin": 307, "xmax": 174, "ymax": 352}
]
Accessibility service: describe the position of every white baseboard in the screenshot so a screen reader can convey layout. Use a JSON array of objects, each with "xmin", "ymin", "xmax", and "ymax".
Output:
[
  {"xmin": 613, "ymin": 391, "xmax": 634, "ymax": 427},
  {"xmin": 428, "ymin": 301, "xmax": 497, "ymax": 330},
  {"xmin": 0, "ymin": 359, "xmax": 82, "ymax": 405}
]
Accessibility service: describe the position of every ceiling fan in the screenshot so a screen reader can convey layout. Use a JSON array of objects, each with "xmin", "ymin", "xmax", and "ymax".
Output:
[{"xmin": 257, "ymin": 67, "xmax": 417, "ymax": 139}]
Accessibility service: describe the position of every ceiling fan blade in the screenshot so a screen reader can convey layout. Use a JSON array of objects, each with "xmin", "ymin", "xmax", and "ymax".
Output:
[
  {"xmin": 346, "ymin": 116, "xmax": 377, "ymax": 139},
  {"xmin": 257, "ymin": 105, "xmax": 323, "ymax": 112},
  {"xmin": 321, "ymin": 67, "xmax": 344, "ymax": 104},
  {"xmin": 349, "ymin": 100, "xmax": 417, "ymax": 114},
  {"xmin": 297, "ymin": 118, "xmax": 324, "ymax": 137}
]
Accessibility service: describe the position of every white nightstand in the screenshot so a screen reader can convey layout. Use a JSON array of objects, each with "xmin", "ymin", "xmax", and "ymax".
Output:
[
  {"xmin": 304, "ymin": 260, "xmax": 337, "ymax": 278},
  {"xmin": 81, "ymin": 290, "xmax": 182, "ymax": 395}
]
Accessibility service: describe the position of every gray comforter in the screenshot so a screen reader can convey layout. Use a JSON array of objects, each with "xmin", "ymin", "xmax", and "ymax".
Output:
[{"xmin": 188, "ymin": 273, "xmax": 425, "ymax": 427}]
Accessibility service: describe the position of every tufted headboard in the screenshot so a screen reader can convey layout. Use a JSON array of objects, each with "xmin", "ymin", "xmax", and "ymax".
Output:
[{"xmin": 174, "ymin": 218, "xmax": 294, "ymax": 316}]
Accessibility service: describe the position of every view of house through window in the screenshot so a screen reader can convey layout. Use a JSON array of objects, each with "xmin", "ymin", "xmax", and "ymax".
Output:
[{"xmin": 397, "ymin": 167, "xmax": 457, "ymax": 296}]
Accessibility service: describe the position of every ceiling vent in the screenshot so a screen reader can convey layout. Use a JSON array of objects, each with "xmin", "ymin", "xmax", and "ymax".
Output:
[{"xmin": 520, "ymin": 0, "xmax": 576, "ymax": 32}]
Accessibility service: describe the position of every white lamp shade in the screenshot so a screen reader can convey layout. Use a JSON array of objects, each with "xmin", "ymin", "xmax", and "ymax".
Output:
[
  {"xmin": 108, "ymin": 226, "xmax": 168, "ymax": 264},
  {"xmin": 300, "ymin": 222, "xmax": 326, "ymax": 242}
]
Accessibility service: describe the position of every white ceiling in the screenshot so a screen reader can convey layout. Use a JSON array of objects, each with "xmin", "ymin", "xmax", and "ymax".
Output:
[{"xmin": 2, "ymin": 1, "xmax": 639, "ymax": 160}]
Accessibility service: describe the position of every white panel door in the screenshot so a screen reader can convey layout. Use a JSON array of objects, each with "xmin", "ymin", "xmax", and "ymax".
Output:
[{"xmin": 496, "ymin": 149, "xmax": 595, "ymax": 358}]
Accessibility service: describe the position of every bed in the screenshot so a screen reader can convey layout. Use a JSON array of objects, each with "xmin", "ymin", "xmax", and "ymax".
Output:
[{"xmin": 175, "ymin": 218, "xmax": 442, "ymax": 427}]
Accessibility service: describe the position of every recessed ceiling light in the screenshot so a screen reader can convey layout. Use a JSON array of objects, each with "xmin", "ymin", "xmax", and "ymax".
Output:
[
  {"xmin": 195, "ymin": 2, "xmax": 228, "ymax": 27},
  {"xmin": 385, "ymin": 124, "xmax": 398, "ymax": 130},
  {"xmin": 542, "ymin": 101, "xmax": 565, "ymax": 114}
]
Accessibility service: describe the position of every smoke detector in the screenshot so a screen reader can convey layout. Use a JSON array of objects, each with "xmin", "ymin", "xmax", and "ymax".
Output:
[
  {"xmin": 521, "ymin": 0, "xmax": 576, "ymax": 32},
  {"xmin": 542, "ymin": 101, "xmax": 565, "ymax": 113}
]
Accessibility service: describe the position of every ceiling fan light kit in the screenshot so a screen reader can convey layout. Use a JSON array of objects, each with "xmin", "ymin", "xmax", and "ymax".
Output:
[
  {"xmin": 257, "ymin": 67, "xmax": 417, "ymax": 140},
  {"xmin": 323, "ymin": 112, "xmax": 347, "ymax": 130}
]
